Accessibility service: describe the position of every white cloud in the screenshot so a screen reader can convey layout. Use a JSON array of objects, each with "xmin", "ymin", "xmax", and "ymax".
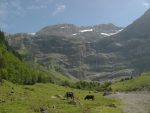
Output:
[
  {"xmin": 35, "ymin": 0, "xmax": 53, "ymax": 3},
  {"xmin": 27, "ymin": 5, "xmax": 47, "ymax": 10},
  {"xmin": 143, "ymin": 2, "xmax": 150, "ymax": 7},
  {"xmin": 52, "ymin": 4, "xmax": 66, "ymax": 16},
  {"xmin": 11, "ymin": 1, "xmax": 22, "ymax": 10},
  {"xmin": 0, "ymin": 0, "xmax": 65, "ymax": 31},
  {"xmin": 0, "ymin": 0, "xmax": 26, "ymax": 17},
  {"xmin": 27, "ymin": 0, "xmax": 53, "ymax": 10},
  {"xmin": 143, "ymin": 0, "xmax": 150, "ymax": 8},
  {"xmin": 0, "ymin": 0, "xmax": 54, "ymax": 16}
]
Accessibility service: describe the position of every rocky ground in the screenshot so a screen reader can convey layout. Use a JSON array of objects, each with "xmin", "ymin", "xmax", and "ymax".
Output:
[{"xmin": 107, "ymin": 91, "xmax": 150, "ymax": 113}]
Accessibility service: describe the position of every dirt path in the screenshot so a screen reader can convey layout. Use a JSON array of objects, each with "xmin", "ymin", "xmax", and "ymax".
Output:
[{"xmin": 107, "ymin": 91, "xmax": 150, "ymax": 113}]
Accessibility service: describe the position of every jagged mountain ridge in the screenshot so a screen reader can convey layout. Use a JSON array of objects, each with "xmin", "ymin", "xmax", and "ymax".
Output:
[
  {"xmin": 6, "ymin": 23, "xmax": 123, "ymax": 80},
  {"xmin": 36, "ymin": 23, "xmax": 122, "ymax": 38}
]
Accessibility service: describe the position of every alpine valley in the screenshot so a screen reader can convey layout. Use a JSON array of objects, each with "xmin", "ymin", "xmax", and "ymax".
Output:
[{"xmin": 6, "ymin": 8, "xmax": 150, "ymax": 82}]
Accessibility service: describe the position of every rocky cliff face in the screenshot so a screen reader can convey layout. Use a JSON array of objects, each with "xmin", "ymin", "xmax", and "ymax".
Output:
[
  {"xmin": 93, "ymin": 8, "xmax": 150, "ymax": 81},
  {"xmin": 6, "ymin": 23, "xmax": 122, "ymax": 81},
  {"xmin": 7, "ymin": 8, "xmax": 150, "ymax": 82}
]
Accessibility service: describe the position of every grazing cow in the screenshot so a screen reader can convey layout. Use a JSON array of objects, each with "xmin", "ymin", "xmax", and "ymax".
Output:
[
  {"xmin": 65, "ymin": 92, "xmax": 74, "ymax": 99},
  {"xmin": 84, "ymin": 95, "xmax": 95, "ymax": 100}
]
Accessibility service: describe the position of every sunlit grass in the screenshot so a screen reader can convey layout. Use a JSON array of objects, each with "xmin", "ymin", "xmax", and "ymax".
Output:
[
  {"xmin": 0, "ymin": 81, "xmax": 124, "ymax": 113},
  {"xmin": 112, "ymin": 73, "xmax": 150, "ymax": 91}
]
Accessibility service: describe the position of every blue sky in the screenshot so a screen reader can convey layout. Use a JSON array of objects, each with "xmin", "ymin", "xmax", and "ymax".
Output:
[{"xmin": 0, "ymin": 0, "xmax": 150, "ymax": 33}]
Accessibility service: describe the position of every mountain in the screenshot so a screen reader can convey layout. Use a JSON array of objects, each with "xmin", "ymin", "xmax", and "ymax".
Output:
[
  {"xmin": 36, "ymin": 23, "xmax": 122, "ymax": 42},
  {"xmin": 93, "ymin": 8, "xmax": 150, "ymax": 81},
  {"xmin": 37, "ymin": 23, "xmax": 122, "ymax": 36},
  {"xmin": 116, "ymin": 8, "xmax": 150, "ymax": 40},
  {"xmin": 6, "ymin": 23, "xmax": 122, "ymax": 80},
  {"xmin": 6, "ymin": 8, "xmax": 150, "ymax": 81}
]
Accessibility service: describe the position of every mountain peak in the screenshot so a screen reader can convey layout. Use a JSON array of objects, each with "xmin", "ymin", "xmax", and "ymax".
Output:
[
  {"xmin": 36, "ymin": 23, "xmax": 122, "ymax": 38},
  {"xmin": 113, "ymin": 8, "xmax": 150, "ymax": 40}
]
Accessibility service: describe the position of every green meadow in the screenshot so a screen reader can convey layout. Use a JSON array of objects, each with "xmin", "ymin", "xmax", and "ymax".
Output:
[
  {"xmin": 112, "ymin": 73, "xmax": 150, "ymax": 91},
  {"xmin": 0, "ymin": 81, "xmax": 123, "ymax": 113}
]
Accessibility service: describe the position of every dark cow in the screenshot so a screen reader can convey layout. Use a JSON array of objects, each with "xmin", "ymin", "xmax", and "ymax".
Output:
[
  {"xmin": 65, "ymin": 92, "xmax": 74, "ymax": 99},
  {"xmin": 84, "ymin": 95, "xmax": 95, "ymax": 100}
]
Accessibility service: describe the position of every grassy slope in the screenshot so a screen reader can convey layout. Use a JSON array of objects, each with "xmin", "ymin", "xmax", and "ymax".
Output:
[
  {"xmin": 0, "ymin": 44, "xmax": 70, "ymax": 84},
  {"xmin": 0, "ymin": 31, "xmax": 70, "ymax": 84},
  {"xmin": 112, "ymin": 73, "xmax": 150, "ymax": 91},
  {"xmin": 49, "ymin": 70, "xmax": 71, "ymax": 81},
  {"xmin": 0, "ymin": 81, "xmax": 124, "ymax": 113},
  {"xmin": 17, "ymin": 49, "xmax": 31, "ymax": 55}
]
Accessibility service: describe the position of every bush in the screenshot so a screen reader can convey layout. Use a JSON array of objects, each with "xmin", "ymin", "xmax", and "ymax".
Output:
[{"xmin": 73, "ymin": 80, "xmax": 112, "ymax": 91}]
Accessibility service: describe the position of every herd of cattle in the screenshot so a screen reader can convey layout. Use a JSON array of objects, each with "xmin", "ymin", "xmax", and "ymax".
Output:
[{"xmin": 65, "ymin": 91, "xmax": 110, "ymax": 100}]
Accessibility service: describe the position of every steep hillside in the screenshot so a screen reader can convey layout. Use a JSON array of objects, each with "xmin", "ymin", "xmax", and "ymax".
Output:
[
  {"xmin": 116, "ymin": 8, "xmax": 150, "ymax": 40},
  {"xmin": 92, "ymin": 8, "xmax": 150, "ymax": 80},
  {"xmin": 0, "ymin": 31, "xmax": 70, "ymax": 84},
  {"xmin": 112, "ymin": 73, "xmax": 150, "ymax": 91}
]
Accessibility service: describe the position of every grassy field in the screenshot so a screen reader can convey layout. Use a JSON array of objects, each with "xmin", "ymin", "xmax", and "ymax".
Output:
[
  {"xmin": 17, "ymin": 49, "xmax": 31, "ymax": 55},
  {"xmin": 0, "ymin": 81, "xmax": 124, "ymax": 113},
  {"xmin": 112, "ymin": 73, "xmax": 150, "ymax": 91}
]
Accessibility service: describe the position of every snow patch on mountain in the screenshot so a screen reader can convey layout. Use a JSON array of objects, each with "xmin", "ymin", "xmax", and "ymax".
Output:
[
  {"xmin": 101, "ymin": 33, "xmax": 111, "ymax": 36},
  {"xmin": 80, "ymin": 29, "xmax": 93, "ymax": 33},
  {"xmin": 28, "ymin": 33, "xmax": 36, "ymax": 35},
  {"xmin": 72, "ymin": 33, "xmax": 77, "ymax": 36},
  {"xmin": 114, "ymin": 42, "xmax": 123, "ymax": 47},
  {"xmin": 101, "ymin": 29, "xmax": 123, "ymax": 37}
]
